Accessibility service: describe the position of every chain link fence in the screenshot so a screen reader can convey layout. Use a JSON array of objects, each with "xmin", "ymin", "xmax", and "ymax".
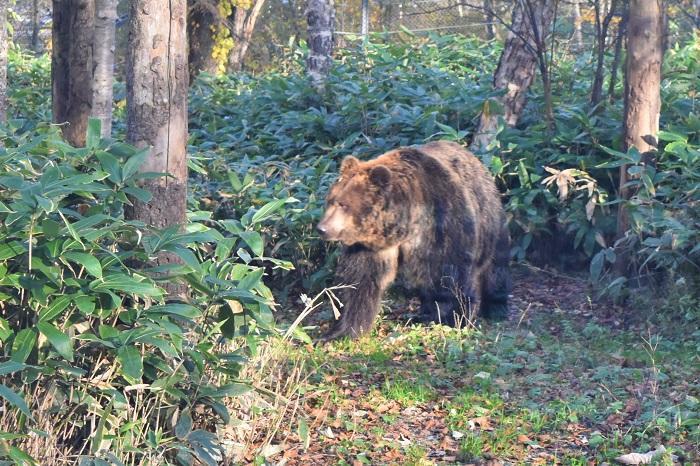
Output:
[{"xmin": 336, "ymin": 0, "xmax": 498, "ymax": 37}]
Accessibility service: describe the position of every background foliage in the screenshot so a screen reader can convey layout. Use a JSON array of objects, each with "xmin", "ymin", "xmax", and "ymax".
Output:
[{"xmin": 1, "ymin": 30, "xmax": 699, "ymax": 463}]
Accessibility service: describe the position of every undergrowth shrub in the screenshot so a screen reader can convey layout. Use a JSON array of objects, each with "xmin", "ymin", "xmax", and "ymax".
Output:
[
  {"xmin": 188, "ymin": 34, "xmax": 699, "ymax": 299},
  {"xmin": 0, "ymin": 121, "xmax": 289, "ymax": 464},
  {"xmin": 6, "ymin": 33, "xmax": 700, "ymax": 301}
]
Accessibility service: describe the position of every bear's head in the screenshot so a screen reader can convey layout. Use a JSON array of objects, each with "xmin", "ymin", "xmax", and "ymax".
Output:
[{"xmin": 317, "ymin": 155, "xmax": 408, "ymax": 249}]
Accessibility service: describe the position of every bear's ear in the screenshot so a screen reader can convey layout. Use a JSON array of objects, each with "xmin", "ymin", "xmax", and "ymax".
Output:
[
  {"xmin": 340, "ymin": 156, "xmax": 360, "ymax": 175},
  {"xmin": 369, "ymin": 165, "xmax": 391, "ymax": 187}
]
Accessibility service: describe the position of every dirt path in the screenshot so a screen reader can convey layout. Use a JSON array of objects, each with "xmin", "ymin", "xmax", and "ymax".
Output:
[{"xmin": 226, "ymin": 267, "xmax": 699, "ymax": 465}]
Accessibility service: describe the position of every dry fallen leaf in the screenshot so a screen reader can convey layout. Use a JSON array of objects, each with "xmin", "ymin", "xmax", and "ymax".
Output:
[
  {"xmin": 468, "ymin": 416, "xmax": 493, "ymax": 431},
  {"xmin": 615, "ymin": 445, "xmax": 675, "ymax": 464}
]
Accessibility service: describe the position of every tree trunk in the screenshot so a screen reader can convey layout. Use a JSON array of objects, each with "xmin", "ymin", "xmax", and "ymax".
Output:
[
  {"xmin": 52, "ymin": 0, "xmax": 95, "ymax": 147},
  {"xmin": 227, "ymin": 0, "xmax": 266, "ymax": 72},
  {"xmin": 615, "ymin": 0, "xmax": 663, "ymax": 276},
  {"xmin": 188, "ymin": 0, "xmax": 218, "ymax": 81},
  {"xmin": 590, "ymin": 0, "xmax": 618, "ymax": 107},
  {"xmin": 31, "ymin": 0, "xmax": 41, "ymax": 52},
  {"xmin": 608, "ymin": 4, "xmax": 627, "ymax": 102},
  {"xmin": 484, "ymin": 0, "xmax": 496, "ymax": 40},
  {"xmin": 91, "ymin": 0, "xmax": 116, "ymax": 138},
  {"xmin": 0, "ymin": 0, "xmax": 7, "ymax": 123},
  {"xmin": 572, "ymin": 0, "xmax": 583, "ymax": 51},
  {"xmin": 471, "ymin": 0, "xmax": 555, "ymax": 152},
  {"xmin": 126, "ymin": 0, "xmax": 188, "ymax": 234},
  {"xmin": 126, "ymin": 0, "xmax": 188, "ymax": 297},
  {"xmin": 306, "ymin": 0, "xmax": 334, "ymax": 89}
]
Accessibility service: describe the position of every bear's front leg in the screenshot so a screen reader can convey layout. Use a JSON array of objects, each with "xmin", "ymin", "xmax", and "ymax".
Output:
[{"xmin": 321, "ymin": 245, "xmax": 399, "ymax": 341}]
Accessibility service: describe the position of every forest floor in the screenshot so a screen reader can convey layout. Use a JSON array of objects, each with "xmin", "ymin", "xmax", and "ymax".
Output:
[{"xmin": 225, "ymin": 267, "xmax": 699, "ymax": 465}]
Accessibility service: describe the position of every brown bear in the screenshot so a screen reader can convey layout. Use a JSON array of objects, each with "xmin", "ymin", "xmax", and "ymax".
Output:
[{"xmin": 317, "ymin": 140, "xmax": 511, "ymax": 340}]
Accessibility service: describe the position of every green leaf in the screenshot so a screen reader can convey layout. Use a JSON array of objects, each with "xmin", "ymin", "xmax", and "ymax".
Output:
[
  {"xmin": 228, "ymin": 171, "xmax": 242, "ymax": 192},
  {"xmin": 89, "ymin": 274, "xmax": 163, "ymax": 297},
  {"xmin": 74, "ymin": 295, "xmax": 96, "ymax": 315},
  {"xmin": 0, "ymin": 361, "xmax": 26, "ymax": 376},
  {"xmin": 657, "ymin": 130, "xmax": 686, "ymax": 142},
  {"xmin": 187, "ymin": 430, "xmax": 223, "ymax": 466},
  {"xmin": 175, "ymin": 408, "xmax": 193, "ymax": 439},
  {"xmin": 41, "ymin": 218, "xmax": 61, "ymax": 238},
  {"xmin": 298, "ymin": 417, "xmax": 310, "ymax": 450},
  {"xmin": 0, "ymin": 317, "xmax": 12, "ymax": 342},
  {"xmin": 239, "ymin": 231, "xmax": 263, "ymax": 257},
  {"xmin": 63, "ymin": 251, "xmax": 103, "ymax": 278},
  {"xmin": 251, "ymin": 199, "xmax": 286, "ymax": 224},
  {"xmin": 172, "ymin": 246, "xmax": 202, "ymax": 274},
  {"xmin": 38, "ymin": 295, "xmax": 72, "ymax": 322},
  {"xmin": 95, "ymin": 151, "xmax": 122, "ymax": 184},
  {"xmin": 123, "ymin": 186, "xmax": 152, "ymax": 203},
  {"xmin": 86, "ymin": 117, "xmax": 102, "ymax": 149},
  {"xmin": 0, "ymin": 384, "xmax": 33, "ymax": 419},
  {"xmin": 117, "ymin": 346, "xmax": 143, "ymax": 381},
  {"xmin": 122, "ymin": 148, "xmax": 150, "ymax": 181},
  {"xmin": 215, "ymin": 382, "xmax": 252, "ymax": 397},
  {"xmin": 0, "ymin": 241, "xmax": 27, "ymax": 260},
  {"xmin": 91, "ymin": 398, "xmax": 114, "ymax": 455},
  {"xmin": 238, "ymin": 268, "xmax": 264, "ymax": 290},
  {"xmin": 37, "ymin": 322, "xmax": 74, "ymax": 362},
  {"xmin": 7, "ymin": 446, "xmax": 37, "ymax": 465},
  {"xmin": 11, "ymin": 328, "xmax": 37, "ymax": 363},
  {"xmin": 590, "ymin": 250, "xmax": 606, "ymax": 283},
  {"xmin": 145, "ymin": 303, "xmax": 202, "ymax": 319}
]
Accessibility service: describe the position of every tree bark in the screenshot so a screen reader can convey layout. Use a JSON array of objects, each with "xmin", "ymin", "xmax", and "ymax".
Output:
[
  {"xmin": 590, "ymin": 0, "xmax": 618, "ymax": 107},
  {"xmin": 306, "ymin": 0, "xmax": 335, "ymax": 89},
  {"xmin": 471, "ymin": 0, "xmax": 556, "ymax": 152},
  {"xmin": 91, "ymin": 0, "xmax": 116, "ymax": 138},
  {"xmin": 615, "ymin": 0, "xmax": 663, "ymax": 276},
  {"xmin": 227, "ymin": 0, "xmax": 266, "ymax": 72},
  {"xmin": 608, "ymin": 4, "xmax": 627, "ymax": 102},
  {"xmin": 52, "ymin": 0, "xmax": 95, "ymax": 147},
  {"xmin": 31, "ymin": 0, "xmax": 40, "ymax": 52},
  {"xmin": 188, "ymin": 0, "xmax": 218, "ymax": 82},
  {"xmin": 571, "ymin": 0, "xmax": 583, "ymax": 51},
  {"xmin": 126, "ymin": 0, "xmax": 188, "ymax": 232},
  {"xmin": 484, "ymin": 0, "xmax": 496, "ymax": 40},
  {"xmin": 0, "ymin": 0, "xmax": 7, "ymax": 123}
]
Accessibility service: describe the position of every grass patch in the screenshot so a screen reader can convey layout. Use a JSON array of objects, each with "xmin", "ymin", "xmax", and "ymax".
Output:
[{"xmin": 382, "ymin": 379, "xmax": 435, "ymax": 405}]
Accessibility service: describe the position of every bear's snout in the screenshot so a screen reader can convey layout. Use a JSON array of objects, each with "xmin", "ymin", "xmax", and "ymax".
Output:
[{"xmin": 316, "ymin": 222, "xmax": 329, "ymax": 239}]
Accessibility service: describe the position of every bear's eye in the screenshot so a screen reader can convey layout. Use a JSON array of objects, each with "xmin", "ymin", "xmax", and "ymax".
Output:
[{"xmin": 338, "ymin": 202, "xmax": 347, "ymax": 210}]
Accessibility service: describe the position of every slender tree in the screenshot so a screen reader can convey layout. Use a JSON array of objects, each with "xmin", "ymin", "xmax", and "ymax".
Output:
[
  {"xmin": 608, "ymin": 2, "xmax": 628, "ymax": 102},
  {"xmin": 125, "ymin": 0, "xmax": 188, "ymax": 272},
  {"xmin": 188, "ymin": 0, "xmax": 218, "ymax": 81},
  {"xmin": 228, "ymin": 0, "xmax": 266, "ymax": 71},
  {"xmin": 484, "ymin": 0, "xmax": 496, "ymax": 40},
  {"xmin": 0, "ymin": 0, "xmax": 7, "ymax": 123},
  {"xmin": 571, "ymin": 0, "xmax": 583, "ymax": 51},
  {"xmin": 615, "ymin": 0, "xmax": 664, "ymax": 275},
  {"xmin": 92, "ymin": 0, "xmax": 117, "ymax": 138},
  {"xmin": 471, "ymin": 0, "xmax": 556, "ymax": 151},
  {"xmin": 306, "ymin": 0, "xmax": 335, "ymax": 89},
  {"xmin": 52, "ymin": 0, "xmax": 95, "ymax": 147},
  {"xmin": 590, "ymin": 0, "xmax": 619, "ymax": 107},
  {"xmin": 31, "ymin": 0, "xmax": 40, "ymax": 51}
]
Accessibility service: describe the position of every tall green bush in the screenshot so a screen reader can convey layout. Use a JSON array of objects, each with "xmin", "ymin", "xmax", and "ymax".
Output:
[{"xmin": 0, "ymin": 121, "xmax": 290, "ymax": 463}]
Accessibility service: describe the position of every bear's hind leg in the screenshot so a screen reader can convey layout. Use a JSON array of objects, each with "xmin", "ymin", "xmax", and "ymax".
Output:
[
  {"xmin": 419, "ymin": 264, "xmax": 481, "ymax": 327},
  {"xmin": 480, "ymin": 227, "xmax": 511, "ymax": 320}
]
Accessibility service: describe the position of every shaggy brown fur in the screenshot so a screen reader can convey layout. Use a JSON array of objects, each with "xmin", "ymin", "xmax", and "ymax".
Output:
[{"xmin": 317, "ymin": 141, "xmax": 511, "ymax": 339}]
